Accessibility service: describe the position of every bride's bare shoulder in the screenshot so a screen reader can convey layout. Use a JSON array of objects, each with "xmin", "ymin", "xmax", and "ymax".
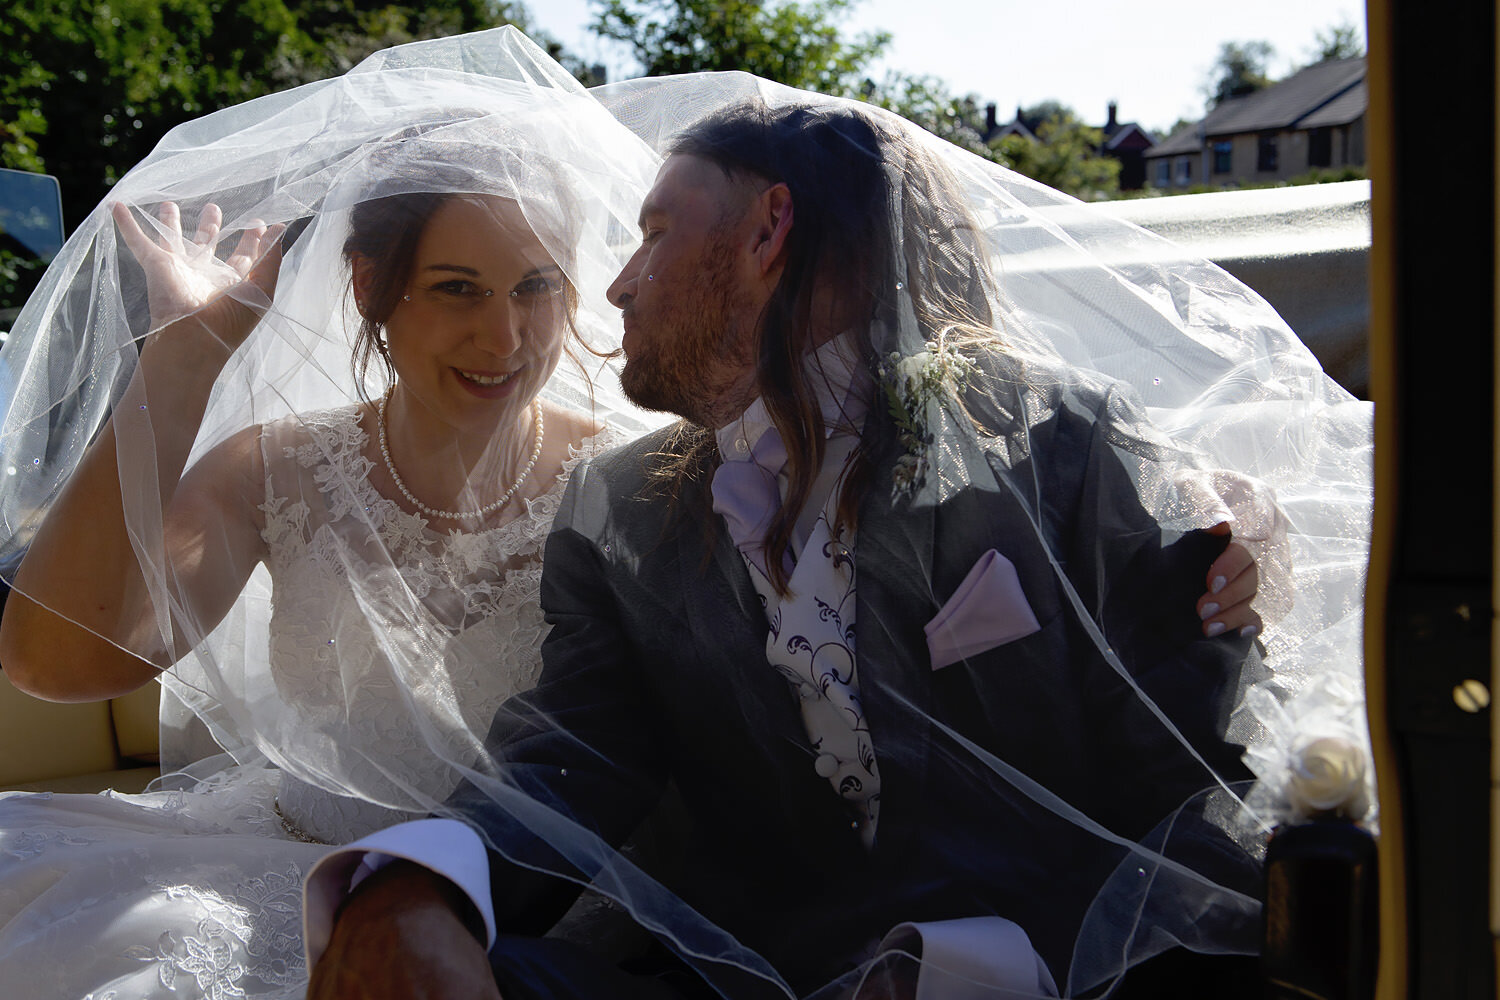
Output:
[{"xmin": 539, "ymin": 401, "xmax": 609, "ymax": 452}]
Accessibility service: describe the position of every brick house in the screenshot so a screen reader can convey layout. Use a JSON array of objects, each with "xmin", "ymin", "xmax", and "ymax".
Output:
[{"xmin": 1145, "ymin": 56, "xmax": 1366, "ymax": 190}]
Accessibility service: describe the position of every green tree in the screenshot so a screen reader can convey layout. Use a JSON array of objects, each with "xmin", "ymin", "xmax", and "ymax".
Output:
[
  {"xmin": 0, "ymin": 0, "xmax": 548, "ymax": 234},
  {"xmin": 1309, "ymin": 19, "xmax": 1365, "ymax": 62},
  {"xmin": 274, "ymin": 0, "xmax": 546, "ymax": 83},
  {"xmin": 0, "ymin": 0, "xmax": 558, "ymax": 317},
  {"xmin": 995, "ymin": 104, "xmax": 1119, "ymax": 201},
  {"xmin": 1205, "ymin": 40, "xmax": 1275, "ymax": 108},
  {"xmin": 1, "ymin": 0, "xmax": 312, "ymax": 229},
  {"xmin": 591, "ymin": 0, "xmax": 890, "ymax": 95},
  {"xmin": 864, "ymin": 73, "xmax": 1003, "ymax": 164},
  {"xmin": 865, "ymin": 85, "xmax": 1121, "ymax": 200}
]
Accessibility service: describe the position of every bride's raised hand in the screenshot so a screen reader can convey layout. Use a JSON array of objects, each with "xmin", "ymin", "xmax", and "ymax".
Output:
[
  {"xmin": 1, "ymin": 204, "xmax": 287, "ymax": 699},
  {"xmin": 112, "ymin": 200, "xmax": 284, "ymax": 357}
]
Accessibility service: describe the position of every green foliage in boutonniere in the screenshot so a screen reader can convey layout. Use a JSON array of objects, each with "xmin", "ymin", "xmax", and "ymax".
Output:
[{"xmin": 876, "ymin": 338, "xmax": 977, "ymax": 502}]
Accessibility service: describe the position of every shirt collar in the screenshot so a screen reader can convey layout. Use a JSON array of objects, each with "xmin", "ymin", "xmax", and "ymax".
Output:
[{"xmin": 716, "ymin": 331, "xmax": 870, "ymax": 465}]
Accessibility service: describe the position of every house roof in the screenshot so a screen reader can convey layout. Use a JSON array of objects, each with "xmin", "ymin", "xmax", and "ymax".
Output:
[
  {"xmin": 990, "ymin": 119, "xmax": 1036, "ymax": 142},
  {"xmin": 1205, "ymin": 57, "xmax": 1365, "ymax": 136},
  {"xmin": 1299, "ymin": 83, "xmax": 1368, "ymax": 129},
  {"xmin": 1146, "ymin": 123, "xmax": 1203, "ymax": 159},
  {"xmin": 1143, "ymin": 57, "xmax": 1365, "ymax": 160},
  {"xmin": 1104, "ymin": 122, "xmax": 1155, "ymax": 151}
]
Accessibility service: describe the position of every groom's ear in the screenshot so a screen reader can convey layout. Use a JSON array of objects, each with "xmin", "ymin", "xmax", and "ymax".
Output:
[{"xmin": 750, "ymin": 183, "xmax": 793, "ymax": 277}]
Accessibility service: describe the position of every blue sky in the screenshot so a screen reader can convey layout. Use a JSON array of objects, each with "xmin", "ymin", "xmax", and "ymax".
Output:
[{"xmin": 528, "ymin": 0, "xmax": 1368, "ymax": 135}]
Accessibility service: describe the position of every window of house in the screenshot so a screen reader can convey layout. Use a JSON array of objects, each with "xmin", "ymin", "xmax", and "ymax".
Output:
[
  {"xmin": 1154, "ymin": 160, "xmax": 1170, "ymax": 187},
  {"xmin": 1212, "ymin": 141, "xmax": 1233, "ymax": 174},
  {"xmin": 1308, "ymin": 127, "xmax": 1332, "ymax": 168},
  {"xmin": 1257, "ymin": 133, "xmax": 1279, "ymax": 172},
  {"xmin": 1175, "ymin": 157, "xmax": 1192, "ymax": 185}
]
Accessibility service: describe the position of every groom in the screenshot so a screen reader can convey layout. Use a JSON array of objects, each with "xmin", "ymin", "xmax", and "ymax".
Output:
[{"xmin": 307, "ymin": 101, "xmax": 1265, "ymax": 999}]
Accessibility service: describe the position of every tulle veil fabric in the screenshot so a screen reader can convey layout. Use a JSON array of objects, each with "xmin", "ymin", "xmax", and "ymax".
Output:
[
  {"xmin": 0, "ymin": 26, "xmax": 1371, "ymax": 999},
  {"xmin": 0, "ymin": 26, "xmax": 664, "ymax": 767}
]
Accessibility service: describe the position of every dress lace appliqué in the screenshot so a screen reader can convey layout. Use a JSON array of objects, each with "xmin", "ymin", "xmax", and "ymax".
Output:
[{"xmin": 258, "ymin": 407, "xmax": 613, "ymax": 842}]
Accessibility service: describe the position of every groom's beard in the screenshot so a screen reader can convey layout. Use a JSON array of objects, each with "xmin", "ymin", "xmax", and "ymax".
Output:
[{"xmin": 619, "ymin": 225, "xmax": 758, "ymax": 429}]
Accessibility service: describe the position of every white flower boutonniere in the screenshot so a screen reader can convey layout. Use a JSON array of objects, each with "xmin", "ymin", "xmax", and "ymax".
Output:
[{"xmin": 876, "ymin": 339, "xmax": 976, "ymax": 502}]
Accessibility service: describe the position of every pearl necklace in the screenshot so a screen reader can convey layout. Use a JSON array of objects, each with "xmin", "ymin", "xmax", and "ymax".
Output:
[{"xmin": 377, "ymin": 393, "xmax": 544, "ymax": 520}]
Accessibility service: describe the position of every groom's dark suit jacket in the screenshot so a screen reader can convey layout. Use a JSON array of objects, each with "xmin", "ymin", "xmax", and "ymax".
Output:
[{"xmin": 467, "ymin": 389, "xmax": 1262, "ymax": 997}]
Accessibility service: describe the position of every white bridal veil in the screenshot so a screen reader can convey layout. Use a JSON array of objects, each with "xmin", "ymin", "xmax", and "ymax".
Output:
[
  {"xmin": 0, "ymin": 26, "xmax": 1372, "ymax": 999},
  {"xmin": 0, "ymin": 27, "xmax": 662, "ymax": 764}
]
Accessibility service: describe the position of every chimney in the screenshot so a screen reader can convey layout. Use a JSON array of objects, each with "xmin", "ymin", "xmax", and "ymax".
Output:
[
  {"xmin": 985, "ymin": 103, "xmax": 997, "ymax": 134},
  {"xmin": 1106, "ymin": 101, "xmax": 1118, "ymax": 129}
]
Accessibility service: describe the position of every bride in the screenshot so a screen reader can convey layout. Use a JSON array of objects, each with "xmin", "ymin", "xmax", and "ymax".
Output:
[{"xmin": 0, "ymin": 30, "xmax": 660, "ymax": 999}]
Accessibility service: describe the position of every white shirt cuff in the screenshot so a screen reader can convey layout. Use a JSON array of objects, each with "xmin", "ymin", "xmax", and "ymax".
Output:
[
  {"xmin": 302, "ymin": 818, "xmax": 496, "ymax": 969},
  {"xmin": 867, "ymin": 917, "xmax": 1059, "ymax": 999}
]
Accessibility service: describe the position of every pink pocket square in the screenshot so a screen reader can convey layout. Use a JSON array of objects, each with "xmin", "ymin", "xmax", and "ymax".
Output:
[{"xmin": 924, "ymin": 549, "xmax": 1041, "ymax": 671}]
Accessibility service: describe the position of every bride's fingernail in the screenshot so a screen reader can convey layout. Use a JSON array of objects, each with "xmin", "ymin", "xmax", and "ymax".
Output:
[
  {"xmin": 1210, "ymin": 575, "xmax": 1227, "ymax": 594},
  {"xmin": 1199, "ymin": 602, "xmax": 1219, "ymax": 620},
  {"xmin": 1240, "ymin": 625, "xmax": 1259, "ymax": 640},
  {"xmin": 1205, "ymin": 621, "xmax": 1227, "ymax": 637}
]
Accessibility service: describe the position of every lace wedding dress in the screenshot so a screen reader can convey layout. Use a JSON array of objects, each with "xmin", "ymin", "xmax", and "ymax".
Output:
[{"xmin": 0, "ymin": 406, "xmax": 624, "ymax": 999}]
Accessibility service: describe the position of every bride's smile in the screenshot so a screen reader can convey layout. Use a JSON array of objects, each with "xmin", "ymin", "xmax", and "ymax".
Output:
[
  {"xmin": 360, "ymin": 194, "xmax": 568, "ymax": 447},
  {"xmin": 456, "ymin": 368, "xmax": 522, "ymax": 388}
]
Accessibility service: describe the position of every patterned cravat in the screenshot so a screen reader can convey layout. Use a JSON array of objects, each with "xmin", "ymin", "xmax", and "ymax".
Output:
[
  {"xmin": 710, "ymin": 426, "xmax": 790, "ymax": 578},
  {"xmin": 711, "ymin": 426, "xmax": 881, "ymax": 848}
]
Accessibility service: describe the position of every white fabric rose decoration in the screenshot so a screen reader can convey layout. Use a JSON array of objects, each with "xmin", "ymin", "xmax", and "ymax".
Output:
[{"xmin": 1286, "ymin": 736, "xmax": 1372, "ymax": 822}]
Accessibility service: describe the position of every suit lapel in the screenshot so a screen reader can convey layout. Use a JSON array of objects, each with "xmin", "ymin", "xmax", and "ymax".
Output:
[
  {"xmin": 676, "ymin": 470, "xmax": 864, "ymax": 850},
  {"xmin": 854, "ymin": 444, "xmax": 940, "ymax": 860},
  {"xmin": 675, "ymin": 459, "xmax": 766, "ymax": 654}
]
